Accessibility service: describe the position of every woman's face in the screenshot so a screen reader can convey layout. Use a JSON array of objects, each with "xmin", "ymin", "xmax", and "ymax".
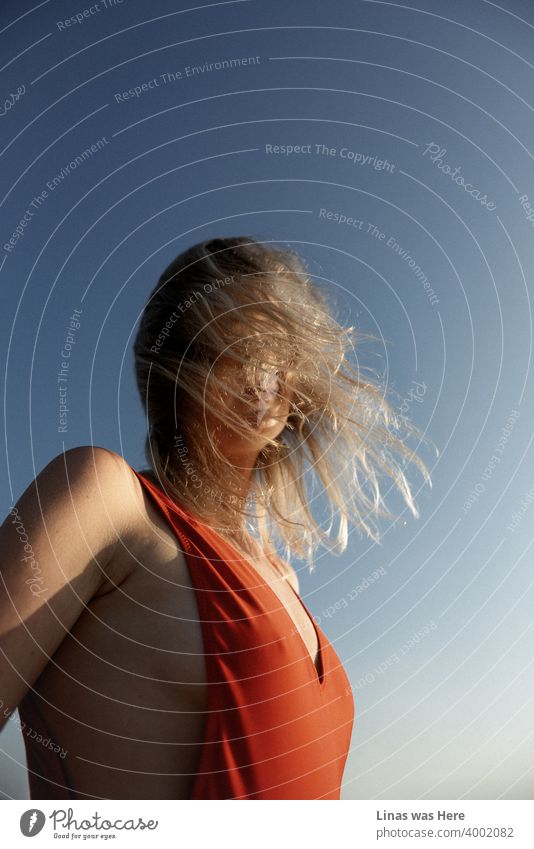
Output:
[{"xmin": 203, "ymin": 350, "xmax": 294, "ymax": 463}]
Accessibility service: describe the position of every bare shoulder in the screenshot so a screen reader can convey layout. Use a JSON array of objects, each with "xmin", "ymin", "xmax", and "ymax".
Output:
[
  {"xmin": 37, "ymin": 445, "xmax": 145, "ymax": 583},
  {"xmin": 46, "ymin": 445, "xmax": 140, "ymax": 520},
  {"xmin": 9, "ymin": 444, "xmax": 138, "ymax": 528},
  {"xmin": 0, "ymin": 445, "xmax": 143, "ymax": 725},
  {"xmin": 42, "ymin": 443, "xmax": 133, "ymax": 483}
]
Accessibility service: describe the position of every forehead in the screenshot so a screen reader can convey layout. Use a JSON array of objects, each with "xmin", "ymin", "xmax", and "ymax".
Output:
[{"xmin": 209, "ymin": 308, "xmax": 297, "ymax": 377}]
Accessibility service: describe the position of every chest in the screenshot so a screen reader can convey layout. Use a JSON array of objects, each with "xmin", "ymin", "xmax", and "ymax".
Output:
[{"xmin": 125, "ymin": 501, "xmax": 322, "ymax": 674}]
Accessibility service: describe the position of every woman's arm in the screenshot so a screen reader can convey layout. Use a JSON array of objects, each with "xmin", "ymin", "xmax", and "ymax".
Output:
[{"xmin": 0, "ymin": 446, "xmax": 134, "ymax": 731}]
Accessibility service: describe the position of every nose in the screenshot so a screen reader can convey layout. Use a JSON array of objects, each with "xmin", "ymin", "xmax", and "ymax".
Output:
[{"xmin": 246, "ymin": 368, "xmax": 281, "ymax": 426}]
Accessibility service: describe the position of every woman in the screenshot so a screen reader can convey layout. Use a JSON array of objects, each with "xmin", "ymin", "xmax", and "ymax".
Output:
[{"xmin": 0, "ymin": 237, "xmax": 431, "ymax": 799}]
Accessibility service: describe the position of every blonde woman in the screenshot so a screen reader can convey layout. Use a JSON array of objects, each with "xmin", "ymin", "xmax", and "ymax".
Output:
[{"xmin": 0, "ymin": 237, "xmax": 431, "ymax": 799}]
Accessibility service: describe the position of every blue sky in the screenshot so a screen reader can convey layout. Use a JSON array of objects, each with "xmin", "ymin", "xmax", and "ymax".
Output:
[{"xmin": 1, "ymin": 0, "xmax": 534, "ymax": 800}]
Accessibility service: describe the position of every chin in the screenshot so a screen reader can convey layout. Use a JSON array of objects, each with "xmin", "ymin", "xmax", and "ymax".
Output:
[{"xmin": 258, "ymin": 419, "xmax": 285, "ymax": 439}]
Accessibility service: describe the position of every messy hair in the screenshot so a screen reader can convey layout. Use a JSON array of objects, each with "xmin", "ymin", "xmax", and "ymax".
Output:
[{"xmin": 134, "ymin": 236, "xmax": 433, "ymax": 571}]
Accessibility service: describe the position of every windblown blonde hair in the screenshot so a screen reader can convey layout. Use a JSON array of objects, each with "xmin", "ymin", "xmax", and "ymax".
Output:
[{"xmin": 134, "ymin": 236, "xmax": 433, "ymax": 571}]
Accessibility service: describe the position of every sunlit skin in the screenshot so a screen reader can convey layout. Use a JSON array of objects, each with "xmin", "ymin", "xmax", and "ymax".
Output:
[
  {"xmin": 0, "ymin": 342, "xmax": 316, "ymax": 801},
  {"xmin": 202, "ymin": 354, "xmax": 294, "ymax": 501},
  {"xmin": 0, "ymin": 351, "xmax": 317, "ymax": 800}
]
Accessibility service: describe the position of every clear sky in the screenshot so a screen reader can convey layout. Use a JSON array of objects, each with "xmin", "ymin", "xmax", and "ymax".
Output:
[{"xmin": 1, "ymin": 0, "xmax": 534, "ymax": 800}]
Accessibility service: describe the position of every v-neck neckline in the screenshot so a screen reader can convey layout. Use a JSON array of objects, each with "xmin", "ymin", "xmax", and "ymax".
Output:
[
  {"xmin": 268, "ymin": 559, "xmax": 327, "ymax": 688},
  {"xmin": 215, "ymin": 535, "xmax": 327, "ymax": 688},
  {"xmin": 134, "ymin": 469, "xmax": 326, "ymax": 688}
]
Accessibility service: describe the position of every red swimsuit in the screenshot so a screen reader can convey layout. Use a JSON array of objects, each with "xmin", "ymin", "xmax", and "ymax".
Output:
[{"xmin": 18, "ymin": 467, "xmax": 354, "ymax": 799}]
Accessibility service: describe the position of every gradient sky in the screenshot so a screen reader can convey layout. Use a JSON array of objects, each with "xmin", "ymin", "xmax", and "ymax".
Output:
[{"xmin": 1, "ymin": 0, "xmax": 534, "ymax": 800}]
